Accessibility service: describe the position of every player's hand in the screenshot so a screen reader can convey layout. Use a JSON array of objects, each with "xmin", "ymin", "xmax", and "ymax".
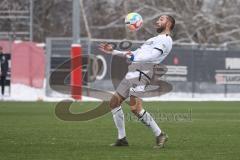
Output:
[
  {"xmin": 125, "ymin": 51, "xmax": 133, "ymax": 58},
  {"xmin": 98, "ymin": 43, "xmax": 113, "ymax": 54}
]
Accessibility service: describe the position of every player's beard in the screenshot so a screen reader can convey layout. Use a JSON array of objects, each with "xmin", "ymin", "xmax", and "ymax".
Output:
[
  {"xmin": 156, "ymin": 24, "xmax": 166, "ymax": 33},
  {"xmin": 156, "ymin": 26, "xmax": 165, "ymax": 33}
]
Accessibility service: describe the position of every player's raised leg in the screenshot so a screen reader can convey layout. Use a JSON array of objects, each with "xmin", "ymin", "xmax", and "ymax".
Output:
[
  {"xmin": 129, "ymin": 96, "xmax": 168, "ymax": 148},
  {"xmin": 109, "ymin": 93, "xmax": 128, "ymax": 146}
]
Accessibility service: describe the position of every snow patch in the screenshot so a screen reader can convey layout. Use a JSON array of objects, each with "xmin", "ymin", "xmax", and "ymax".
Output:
[{"xmin": 1, "ymin": 84, "xmax": 240, "ymax": 102}]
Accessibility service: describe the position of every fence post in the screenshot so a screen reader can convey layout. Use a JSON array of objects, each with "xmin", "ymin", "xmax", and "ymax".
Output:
[{"xmin": 71, "ymin": 44, "xmax": 82, "ymax": 100}]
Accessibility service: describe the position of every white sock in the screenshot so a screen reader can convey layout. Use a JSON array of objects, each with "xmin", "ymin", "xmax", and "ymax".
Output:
[
  {"xmin": 139, "ymin": 109, "xmax": 161, "ymax": 137},
  {"xmin": 111, "ymin": 106, "xmax": 126, "ymax": 139}
]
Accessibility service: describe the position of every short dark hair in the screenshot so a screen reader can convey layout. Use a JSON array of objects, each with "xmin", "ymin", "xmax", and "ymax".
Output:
[{"xmin": 166, "ymin": 15, "xmax": 175, "ymax": 31}]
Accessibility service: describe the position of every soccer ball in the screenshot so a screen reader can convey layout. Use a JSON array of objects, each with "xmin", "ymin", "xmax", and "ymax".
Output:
[{"xmin": 125, "ymin": 12, "xmax": 143, "ymax": 31}]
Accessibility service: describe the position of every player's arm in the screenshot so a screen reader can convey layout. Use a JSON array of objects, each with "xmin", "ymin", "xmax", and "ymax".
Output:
[{"xmin": 99, "ymin": 43, "xmax": 132, "ymax": 58}]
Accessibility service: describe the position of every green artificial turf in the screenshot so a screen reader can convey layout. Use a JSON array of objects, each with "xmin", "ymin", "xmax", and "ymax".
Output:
[{"xmin": 0, "ymin": 101, "xmax": 239, "ymax": 160}]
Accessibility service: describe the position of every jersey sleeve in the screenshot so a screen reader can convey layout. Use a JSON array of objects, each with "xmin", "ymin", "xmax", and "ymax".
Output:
[{"xmin": 112, "ymin": 50, "xmax": 129, "ymax": 55}]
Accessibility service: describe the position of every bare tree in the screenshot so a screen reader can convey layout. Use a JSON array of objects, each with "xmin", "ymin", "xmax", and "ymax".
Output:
[
  {"xmin": 1, "ymin": 0, "xmax": 239, "ymax": 48},
  {"xmin": 85, "ymin": 0, "xmax": 240, "ymax": 48}
]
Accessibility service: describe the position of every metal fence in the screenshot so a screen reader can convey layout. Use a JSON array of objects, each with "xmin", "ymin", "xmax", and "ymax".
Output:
[
  {"xmin": 0, "ymin": 0, "xmax": 33, "ymax": 41},
  {"xmin": 45, "ymin": 37, "xmax": 240, "ymax": 99}
]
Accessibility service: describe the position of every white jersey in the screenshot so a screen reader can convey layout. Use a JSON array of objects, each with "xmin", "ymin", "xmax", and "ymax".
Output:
[
  {"xmin": 112, "ymin": 34, "xmax": 173, "ymax": 80},
  {"xmin": 132, "ymin": 34, "xmax": 172, "ymax": 64}
]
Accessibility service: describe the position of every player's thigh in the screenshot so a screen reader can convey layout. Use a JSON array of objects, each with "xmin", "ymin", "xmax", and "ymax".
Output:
[{"xmin": 116, "ymin": 78, "xmax": 131, "ymax": 99}]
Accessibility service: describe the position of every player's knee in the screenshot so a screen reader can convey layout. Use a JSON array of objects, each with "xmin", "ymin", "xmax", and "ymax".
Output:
[
  {"xmin": 130, "ymin": 107, "xmax": 138, "ymax": 115},
  {"xmin": 129, "ymin": 96, "xmax": 136, "ymax": 106},
  {"xmin": 109, "ymin": 94, "xmax": 123, "ymax": 109},
  {"xmin": 109, "ymin": 97, "xmax": 117, "ymax": 109},
  {"xmin": 130, "ymin": 96, "xmax": 142, "ymax": 115}
]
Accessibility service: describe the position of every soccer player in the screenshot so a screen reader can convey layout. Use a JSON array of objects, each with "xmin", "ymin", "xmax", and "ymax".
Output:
[{"xmin": 99, "ymin": 15, "xmax": 175, "ymax": 148}]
